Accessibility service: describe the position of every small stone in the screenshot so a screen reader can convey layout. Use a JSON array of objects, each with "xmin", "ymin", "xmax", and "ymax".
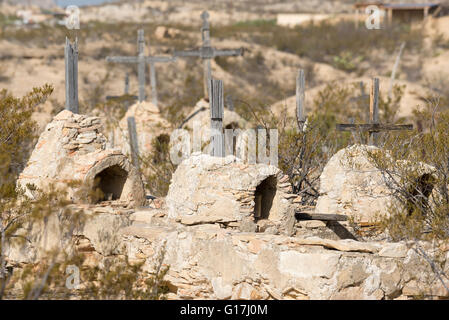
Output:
[
  {"xmin": 63, "ymin": 143, "xmax": 79, "ymax": 150},
  {"xmin": 180, "ymin": 215, "xmax": 236, "ymax": 226},
  {"xmin": 76, "ymin": 131, "xmax": 97, "ymax": 144},
  {"xmin": 64, "ymin": 122, "xmax": 80, "ymax": 129},
  {"xmin": 211, "ymin": 277, "xmax": 233, "ymax": 300},
  {"xmin": 298, "ymin": 220, "xmax": 327, "ymax": 228},
  {"xmin": 378, "ymin": 243, "xmax": 409, "ymax": 258},
  {"xmin": 239, "ymin": 218, "xmax": 257, "ymax": 233}
]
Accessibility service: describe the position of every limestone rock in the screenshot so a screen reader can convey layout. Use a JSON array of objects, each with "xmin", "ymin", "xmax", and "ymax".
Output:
[
  {"xmin": 279, "ymin": 251, "xmax": 341, "ymax": 279},
  {"xmin": 292, "ymin": 237, "xmax": 381, "ymax": 253},
  {"xmin": 180, "ymin": 215, "xmax": 237, "ymax": 226},
  {"xmin": 315, "ymin": 144, "xmax": 435, "ymax": 222},
  {"xmin": 378, "ymin": 242, "xmax": 409, "ymax": 258},
  {"xmin": 114, "ymin": 101, "xmax": 172, "ymax": 159},
  {"xmin": 211, "ymin": 277, "xmax": 233, "ymax": 299},
  {"xmin": 182, "ymin": 99, "xmax": 248, "ymax": 133},
  {"xmin": 17, "ymin": 110, "xmax": 146, "ymax": 207}
]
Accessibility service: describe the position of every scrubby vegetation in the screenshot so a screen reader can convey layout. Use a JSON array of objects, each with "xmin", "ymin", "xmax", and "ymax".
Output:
[
  {"xmin": 0, "ymin": 87, "xmax": 169, "ymax": 300},
  {"xmin": 366, "ymin": 96, "xmax": 449, "ymax": 241},
  {"xmin": 214, "ymin": 19, "xmax": 424, "ymax": 73}
]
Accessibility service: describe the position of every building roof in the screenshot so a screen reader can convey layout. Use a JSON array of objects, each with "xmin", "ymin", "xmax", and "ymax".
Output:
[
  {"xmin": 354, "ymin": 2, "xmax": 440, "ymax": 10},
  {"xmin": 354, "ymin": 2, "xmax": 383, "ymax": 9},
  {"xmin": 383, "ymin": 3, "xmax": 440, "ymax": 10}
]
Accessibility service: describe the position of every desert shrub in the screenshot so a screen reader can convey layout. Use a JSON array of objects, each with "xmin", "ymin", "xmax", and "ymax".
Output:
[
  {"xmin": 366, "ymin": 99, "xmax": 449, "ymax": 241},
  {"xmin": 0, "ymin": 88, "xmax": 169, "ymax": 299},
  {"xmin": 0, "ymin": 84, "xmax": 53, "ymax": 196},
  {"xmin": 214, "ymin": 19, "xmax": 423, "ymax": 74},
  {"xmin": 75, "ymin": 247, "xmax": 169, "ymax": 300},
  {"xmin": 333, "ymin": 51, "xmax": 364, "ymax": 72},
  {"xmin": 241, "ymin": 80, "xmax": 406, "ymax": 205},
  {"xmin": 141, "ymin": 134, "xmax": 176, "ymax": 197},
  {"xmin": 161, "ymin": 70, "xmax": 202, "ymax": 127}
]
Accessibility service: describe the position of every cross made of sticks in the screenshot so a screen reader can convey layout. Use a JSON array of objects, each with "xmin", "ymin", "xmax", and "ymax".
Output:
[
  {"xmin": 106, "ymin": 29, "xmax": 175, "ymax": 107},
  {"xmin": 336, "ymin": 78, "xmax": 413, "ymax": 146},
  {"xmin": 174, "ymin": 11, "xmax": 244, "ymax": 100}
]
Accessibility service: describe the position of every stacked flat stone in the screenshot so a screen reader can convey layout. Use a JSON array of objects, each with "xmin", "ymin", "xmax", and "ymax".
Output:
[{"xmin": 61, "ymin": 112, "xmax": 107, "ymax": 155}]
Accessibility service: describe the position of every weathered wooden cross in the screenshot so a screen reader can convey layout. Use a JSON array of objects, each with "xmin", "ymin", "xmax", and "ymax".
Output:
[
  {"xmin": 174, "ymin": 11, "xmax": 244, "ymax": 99},
  {"xmin": 106, "ymin": 29, "xmax": 175, "ymax": 106},
  {"xmin": 336, "ymin": 78, "xmax": 413, "ymax": 146},
  {"xmin": 209, "ymin": 78, "xmax": 225, "ymax": 157},
  {"xmin": 65, "ymin": 37, "xmax": 79, "ymax": 114}
]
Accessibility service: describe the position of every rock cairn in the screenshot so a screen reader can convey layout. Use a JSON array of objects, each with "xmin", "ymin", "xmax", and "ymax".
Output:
[
  {"xmin": 166, "ymin": 154, "xmax": 296, "ymax": 235},
  {"xmin": 17, "ymin": 110, "xmax": 146, "ymax": 207},
  {"xmin": 60, "ymin": 111, "xmax": 107, "ymax": 155}
]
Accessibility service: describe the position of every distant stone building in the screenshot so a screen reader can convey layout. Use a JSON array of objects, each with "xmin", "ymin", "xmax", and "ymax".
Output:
[
  {"xmin": 354, "ymin": 2, "xmax": 441, "ymax": 25},
  {"xmin": 383, "ymin": 3, "xmax": 441, "ymax": 23}
]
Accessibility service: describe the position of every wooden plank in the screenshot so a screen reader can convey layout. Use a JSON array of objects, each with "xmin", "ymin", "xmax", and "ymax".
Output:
[
  {"xmin": 201, "ymin": 10, "xmax": 211, "ymax": 46},
  {"xmin": 295, "ymin": 212, "xmax": 348, "ymax": 221},
  {"xmin": 149, "ymin": 61, "xmax": 157, "ymax": 107},
  {"xmin": 65, "ymin": 37, "xmax": 78, "ymax": 114},
  {"xmin": 204, "ymin": 58, "xmax": 212, "ymax": 99},
  {"xmin": 296, "ymin": 68, "xmax": 305, "ymax": 130},
  {"xmin": 127, "ymin": 117, "xmax": 140, "ymax": 172},
  {"xmin": 145, "ymin": 56, "xmax": 175, "ymax": 63},
  {"xmin": 106, "ymin": 56, "xmax": 139, "ymax": 63},
  {"xmin": 209, "ymin": 78, "xmax": 224, "ymax": 157},
  {"xmin": 173, "ymin": 49, "xmax": 202, "ymax": 57},
  {"xmin": 369, "ymin": 78, "xmax": 380, "ymax": 146},
  {"xmin": 224, "ymin": 128, "xmax": 234, "ymax": 156},
  {"xmin": 213, "ymin": 48, "xmax": 244, "ymax": 56},
  {"xmin": 336, "ymin": 123, "xmax": 413, "ymax": 132},
  {"xmin": 125, "ymin": 72, "xmax": 129, "ymax": 94}
]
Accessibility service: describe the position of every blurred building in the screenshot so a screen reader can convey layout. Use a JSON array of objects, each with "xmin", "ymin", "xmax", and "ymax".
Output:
[
  {"xmin": 276, "ymin": 13, "xmax": 332, "ymax": 27},
  {"xmin": 354, "ymin": 2, "xmax": 442, "ymax": 24}
]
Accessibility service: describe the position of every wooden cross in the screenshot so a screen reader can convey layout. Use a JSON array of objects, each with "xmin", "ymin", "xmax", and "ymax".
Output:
[
  {"xmin": 106, "ymin": 29, "xmax": 175, "ymax": 106},
  {"xmin": 65, "ymin": 37, "xmax": 78, "ymax": 114},
  {"xmin": 127, "ymin": 116, "xmax": 140, "ymax": 172},
  {"xmin": 209, "ymin": 78, "xmax": 225, "ymax": 157},
  {"xmin": 106, "ymin": 73, "xmax": 138, "ymax": 103},
  {"xmin": 174, "ymin": 11, "xmax": 244, "ymax": 99},
  {"xmin": 336, "ymin": 78, "xmax": 413, "ymax": 146}
]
